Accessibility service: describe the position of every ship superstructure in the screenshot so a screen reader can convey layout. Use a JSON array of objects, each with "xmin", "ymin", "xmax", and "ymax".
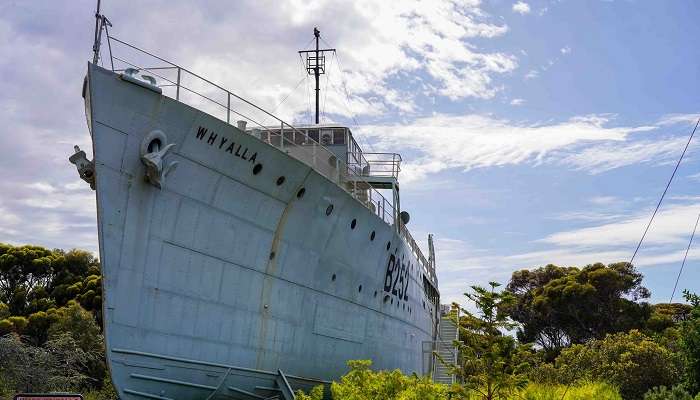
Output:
[{"xmin": 73, "ymin": 8, "xmax": 441, "ymax": 400}]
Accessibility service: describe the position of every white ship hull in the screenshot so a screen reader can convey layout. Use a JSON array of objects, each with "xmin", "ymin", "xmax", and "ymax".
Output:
[{"xmin": 85, "ymin": 63, "xmax": 439, "ymax": 400}]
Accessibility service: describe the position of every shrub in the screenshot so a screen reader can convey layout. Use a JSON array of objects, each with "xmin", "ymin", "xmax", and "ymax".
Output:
[
  {"xmin": 643, "ymin": 385, "xmax": 694, "ymax": 400},
  {"xmin": 554, "ymin": 330, "xmax": 682, "ymax": 399},
  {"xmin": 520, "ymin": 381, "xmax": 622, "ymax": 400}
]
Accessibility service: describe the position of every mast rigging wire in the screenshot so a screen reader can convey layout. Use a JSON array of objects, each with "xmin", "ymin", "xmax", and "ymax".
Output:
[
  {"xmin": 670, "ymin": 212, "xmax": 700, "ymax": 303},
  {"xmin": 629, "ymin": 117, "xmax": 700, "ymax": 265}
]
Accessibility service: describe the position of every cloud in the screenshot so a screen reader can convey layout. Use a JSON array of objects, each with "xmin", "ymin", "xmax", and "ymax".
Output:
[
  {"xmin": 510, "ymin": 98, "xmax": 525, "ymax": 106},
  {"xmin": 362, "ymin": 113, "xmax": 691, "ymax": 183},
  {"xmin": 512, "ymin": 1, "xmax": 531, "ymax": 14},
  {"xmin": 524, "ymin": 69, "xmax": 539, "ymax": 79},
  {"xmin": 560, "ymin": 46, "xmax": 571, "ymax": 55}
]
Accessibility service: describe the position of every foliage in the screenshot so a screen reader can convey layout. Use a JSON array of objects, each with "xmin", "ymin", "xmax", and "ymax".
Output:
[
  {"xmin": 82, "ymin": 377, "xmax": 118, "ymax": 400},
  {"xmin": 506, "ymin": 263, "xmax": 652, "ymax": 358},
  {"xmin": 0, "ymin": 332, "xmax": 98, "ymax": 393},
  {"xmin": 441, "ymin": 282, "xmax": 529, "ymax": 400},
  {"xmin": 553, "ymin": 330, "xmax": 682, "ymax": 399},
  {"xmin": 519, "ymin": 381, "xmax": 622, "ymax": 400},
  {"xmin": 0, "ymin": 243, "xmax": 102, "ymax": 324},
  {"xmin": 296, "ymin": 364, "xmax": 622, "ymax": 400},
  {"xmin": 679, "ymin": 290, "xmax": 700, "ymax": 394},
  {"xmin": 325, "ymin": 359, "xmax": 450, "ymax": 400},
  {"xmin": 643, "ymin": 385, "xmax": 696, "ymax": 400},
  {"xmin": 647, "ymin": 303, "xmax": 693, "ymax": 333}
]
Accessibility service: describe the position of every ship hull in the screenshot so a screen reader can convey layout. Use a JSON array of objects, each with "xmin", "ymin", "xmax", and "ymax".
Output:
[{"xmin": 86, "ymin": 64, "xmax": 437, "ymax": 399}]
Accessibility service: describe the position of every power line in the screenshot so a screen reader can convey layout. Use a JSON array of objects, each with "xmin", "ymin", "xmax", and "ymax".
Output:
[
  {"xmin": 670, "ymin": 212, "xmax": 700, "ymax": 303},
  {"xmin": 629, "ymin": 117, "xmax": 700, "ymax": 265}
]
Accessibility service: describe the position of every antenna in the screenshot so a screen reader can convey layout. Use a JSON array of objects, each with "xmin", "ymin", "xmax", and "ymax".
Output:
[{"xmin": 298, "ymin": 28, "xmax": 335, "ymax": 124}]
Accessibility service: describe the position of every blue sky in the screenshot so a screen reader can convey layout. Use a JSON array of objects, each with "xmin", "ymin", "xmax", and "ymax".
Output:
[{"xmin": 0, "ymin": 0, "xmax": 699, "ymax": 306}]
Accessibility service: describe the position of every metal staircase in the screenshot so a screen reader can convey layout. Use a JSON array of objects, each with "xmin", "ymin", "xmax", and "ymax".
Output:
[{"xmin": 433, "ymin": 306, "xmax": 459, "ymax": 384}]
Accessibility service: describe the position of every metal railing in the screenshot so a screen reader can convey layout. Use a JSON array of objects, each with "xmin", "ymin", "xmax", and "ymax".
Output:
[
  {"xmin": 100, "ymin": 34, "xmax": 435, "ymax": 282},
  {"xmin": 347, "ymin": 152, "xmax": 402, "ymax": 179}
]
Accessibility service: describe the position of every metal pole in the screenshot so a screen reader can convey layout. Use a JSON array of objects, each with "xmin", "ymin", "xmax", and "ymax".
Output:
[
  {"xmin": 92, "ymin": 0, "xmax": 102, "ymax": 64},
  {"xmin": 314, "ymin": 27, "xmax": 320, "ymax": 124},
  {"xmin": 227, "ymin": 92, "xmax": 231, "ymax": 123}
]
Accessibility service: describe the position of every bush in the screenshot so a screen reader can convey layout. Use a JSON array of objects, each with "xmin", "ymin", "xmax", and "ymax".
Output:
[
  {"xmin": 554, "ymin": 330, "xmax": 682, "ymax": 399},
  {"xmin": 643, "ymin": 385, "xmax": 694, "ymax": 400},
  {"xmin": 520, "ymin": 381, "xmax": 622, "ymax": 400}
]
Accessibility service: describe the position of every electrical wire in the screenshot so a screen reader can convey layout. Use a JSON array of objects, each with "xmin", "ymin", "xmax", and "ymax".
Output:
[
  {"xmin": 670, "ymin": 212, "xmax": 700, "ymax": 303},
  {"xmin": 629, "ymin": 117, "xmax": 700, "ymax": 265}
]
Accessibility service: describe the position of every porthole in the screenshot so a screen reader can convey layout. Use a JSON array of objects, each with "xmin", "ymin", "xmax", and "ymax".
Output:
[
  {"xmin": 331, "ymin": 274, "xmax": 336, "ymax": 281},
  {"xmin": 374, "ymin": 290, "xmax": 378, "ymax": 297},
  {"xmin": 296, "ymin": 188, "xmax": 306, "ymax": 198},
  {"xmin": 391, "ymin": 298, "xmax": 394, "ymax": 305},
  {"xmin": 383, "ymin": 295, "xmax": 390, "ymax": 303},
  {"xmin": 370, "ymin": 231, "xmax": 375, "ymax": 241},
  {"xmin": 403, "ymin": 304, "xmax": 406, "ymax": 310},
  {"xmin": 269, "ymin": 251, "xmax": 275, "ymax": 260},
  {"xmin": 276, "ymin": 176, "xmax": 285, "ymax": 186},
  {"xmin": 350, "ymin": 219, "xmax": 357, "ymax": 229},
  {"xmin": 386, "ymin": 241, "xmax": 391, "ymax": 251},
  {"xmin": 326, "ymin": 204, "xmax": 334, "ymax": 216},
  {"xmin": 358, "ymin": 285, "xmax": 362, "ymax": 293},
  {"xmin": 253, "ymin": 163, "xmax": 263, "ymax": 175}
]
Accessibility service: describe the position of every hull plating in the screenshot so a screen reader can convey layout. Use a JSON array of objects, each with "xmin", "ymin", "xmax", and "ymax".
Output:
[{"xmin": 87, "ymin": 64, "xmax": 438, "ymax": 399}]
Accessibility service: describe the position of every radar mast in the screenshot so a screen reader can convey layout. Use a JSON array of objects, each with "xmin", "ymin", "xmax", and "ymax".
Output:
[{"xmin": 298, "ymin": 28, "xmax": 335, "ymax": 124}]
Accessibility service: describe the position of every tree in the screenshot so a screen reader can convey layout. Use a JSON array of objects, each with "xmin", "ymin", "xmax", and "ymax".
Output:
[
  {"xmin": 0, "ymin": 244, "xmax": 56, "ymax": 315},
  {"xmin": 506, "ymin": 262, "xmax": 651, "ymax": 357},
  {"xmin": 0, "ymin": 332, "xmax": 96, "ymax": 393},
  {"xmin": 554, "ymin": 330, "xmax": 682, "ymax": 400},
  {"xmin": 440, "ymin": 282, "xmax": 529, "ymax": 400},
  {"xmin": 647, "ymin": 303, "xmax": 693, "ymax": 334},
  {"xmin": 679, "ymin": 290, "xmax": 700, "ymax": 394}
]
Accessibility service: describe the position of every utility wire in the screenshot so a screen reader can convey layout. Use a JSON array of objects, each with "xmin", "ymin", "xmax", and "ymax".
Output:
[
  {"xmin": 269, "ymin": 75, "xmax": 307, "ymax": 114},
  {"xmin": 670, "ymin": 212, "xmax": 700, "ymax": 303},
  {"xmin": 629, "ymin": 117, "xmax": 700, "ymax": 265}
]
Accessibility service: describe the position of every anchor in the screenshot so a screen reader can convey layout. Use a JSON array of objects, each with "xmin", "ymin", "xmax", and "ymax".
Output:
[
  {"xmin": 140, "ymin": 130, "xmax": 178, "ymax": 189},
  {"xmin": 69, "ymin": 145, "xmax": 96, "ymax": 190}
]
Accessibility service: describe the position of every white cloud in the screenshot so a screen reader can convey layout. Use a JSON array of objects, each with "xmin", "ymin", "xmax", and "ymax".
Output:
[
  {"xmin": 364, "ymin": 113, "xmax": 684, "ymax": 182},
  {"xmin": 560, "ymin": 46, "xmax": 571, "ymax": 55},
  {"xmin": 512, "ymin": 1, "xmax": 531, "ymax": 14},
  {"xmin": 524, "ymin": 69, "xmax": 539, "ymax": 79},
  {"xmin": 510, "ymin": 98, "xmax": 525, "ymax": 106},
  {"xmin": 540, "ymin": 201, "xmax": 700, "ymax": 249}
]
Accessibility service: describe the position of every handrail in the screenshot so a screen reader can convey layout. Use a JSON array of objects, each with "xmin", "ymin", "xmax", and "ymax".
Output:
[{"xmin": 102, "ymin": 34, "xmax": 436, "ymax": 284}]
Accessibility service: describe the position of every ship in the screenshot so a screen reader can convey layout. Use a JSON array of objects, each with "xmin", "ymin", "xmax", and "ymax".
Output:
[{"xmin": 70, "ymin": 6, "xmax": 441, "ymax": 400}]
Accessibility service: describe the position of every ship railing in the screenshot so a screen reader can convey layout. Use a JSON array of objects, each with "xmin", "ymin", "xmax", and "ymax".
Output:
[
  {"xmin": 399, "ymin": 224, "xmax": 437, "ymax": 284},
  {"xmin": 101, "ymin": 35, "xmax": 401, "ymax": 226},
  {"xmin": 347, "ymin": 152, "xmax": 402, "ymax": 179}
]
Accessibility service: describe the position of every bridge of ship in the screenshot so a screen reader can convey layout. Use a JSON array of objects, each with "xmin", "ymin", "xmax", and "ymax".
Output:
[{"xmin": 253, "ymin": 124, "xmax": 401, "ymax": 188}]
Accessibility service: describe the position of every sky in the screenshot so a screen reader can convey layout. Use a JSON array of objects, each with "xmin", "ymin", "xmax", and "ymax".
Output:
[{"xmin": 1, "ymin": 0, "xmax": 699, "ymax": 306}]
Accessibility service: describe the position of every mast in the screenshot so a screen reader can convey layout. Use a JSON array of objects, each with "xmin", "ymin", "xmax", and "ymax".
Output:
[{"xmin": 299, "ymin": 28, "xmax": 335, "ymax": 124}]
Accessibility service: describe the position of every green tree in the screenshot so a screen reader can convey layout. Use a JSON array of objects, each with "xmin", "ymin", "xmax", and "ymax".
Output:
[
  {"xmin": 0, "ymin": 244, "xmax": 55, "ymax": 315},
  {"xmin": 441, "ymin": 282, "xmax": 529, "ymax": 400},
  {"xmin": 506, "ymin": 262, "xmax": 651, "ymax": 357},
  {"xmin": 554, "ymin": 330, "xmax": 682, "ymax": 400},
  {"xmin": 647, "ymin": 303, "xmax": 693, "ymax": 334},
  {"xmin": 679, "ymin": 290, "xmax": 700, "ymax": 394}
]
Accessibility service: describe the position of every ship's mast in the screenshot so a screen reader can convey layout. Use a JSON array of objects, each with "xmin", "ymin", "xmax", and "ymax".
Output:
[
  {"xmin": 91, "ymin": 0, "xmax": 111, "ymax": 64},
  {"xmin": 299, "ymin": 28, "xmax": 335, "ymax": 124}
]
